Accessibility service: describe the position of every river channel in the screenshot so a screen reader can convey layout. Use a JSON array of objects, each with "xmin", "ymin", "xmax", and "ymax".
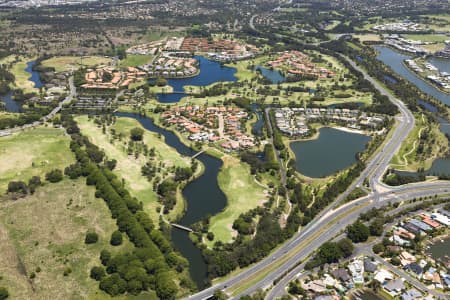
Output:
[
  {"xmin": 374, "ymin": 46, "xmax": 450, "ymax": 176},
  {"xmin": 374, "ymin": 46, "xmax": 450, "ymax": 106},
  {"xmin": 115, "ymin": 112, "xmax": 226, "ymax": 289}
]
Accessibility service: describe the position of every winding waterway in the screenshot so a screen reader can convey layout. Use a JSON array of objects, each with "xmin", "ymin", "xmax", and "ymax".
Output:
[
  {"xmin": 115, "ymin": 112, "xmax": 226, "ymax": 289},
  {"xmin": 374, "ymin": 46, "xmax": 450, "ymax": 176},
  {"xmin": 0, "ymin": 92, "xmax": 22, "ymax": 112},
  {"xmin": 0, "ymin": 60, "xmax": 43, "ymax": 112},
  {"xmin": 156, "ymin": 56, "xmax": 238, "ymax": 103},
  {"xmin": 25, "ymin": 60, "xmax": 44, "ymax": 89},
  {"xmin": 290, "ymin": 127, "xmax": 371, "ymax": 178},
  {"xmin": 374, "ymin": 46, "xmax": 450, "ymax": 106}
]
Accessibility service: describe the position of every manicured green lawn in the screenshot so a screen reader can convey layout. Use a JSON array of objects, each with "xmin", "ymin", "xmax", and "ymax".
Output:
[
  {"xmin": 402, "ymin": 34, "xmax": 450, "ymax": 43},
  {"xmin": 391, "ymin": 113, "xmax": 448, "ymax": 171},
  {"xmin": 10, "ymin": 56, "xmax": 37, "ymax": 93},
  {"xmin": 119, "ymin": 54, "xmax": 153, "ymax": 68},
  {"xmin": 208, "ymin": 155, "xmax": 268, "ymax": 244},
  {"xmin": 0, "ymin": 126, "xmax": 75, "ymax": 193},
  {"xmin": 41, "ymin": 56, "xmax": 113, "ymax": 72}
]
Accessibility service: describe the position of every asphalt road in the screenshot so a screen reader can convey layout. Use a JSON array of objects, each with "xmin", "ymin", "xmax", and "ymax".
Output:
[{"xmin": 185, "ymin": 55, "xmax": 450, "ymax": 300}]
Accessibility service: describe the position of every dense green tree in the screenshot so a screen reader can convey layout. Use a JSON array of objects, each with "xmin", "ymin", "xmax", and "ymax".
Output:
[
  {"xmin": 99, "ymin": 273, "xmax": 127, "ymax": 296},
  {"xmin": 110, "ymin": 230, "xmax": 123, "ymax": 246},
  {"xmin": 337, "ymin": 238, "xmax": 354, "ymax": 258},
  {"xmin": 100, "ymin": 250, "xmax": 112, "ymax": 265},
  {"xmin": 85, "ymin": 231, "xmax": 99, "ymax": 244},
  {"xmin": 155, "ymin": 77, "xmax": 167, "ymax": 87},
  {"xmin": 155, "ymin": 271, "xmax": 178, "ymax": 300},
  {"xmin": 130, "ymin": 127, "xmax": 144, "ymax": 141},
  {"xmin": 369, "ymin": 217, "xmax": 384, "ymax": 236},
  {"xmin": 391, "ymin": 257, "xmax": 401, "ymax": 266},
  {"xmin": 372, "ymin": 243, "xmax": 385, "ymax": 254},
  {"xmin": 90, "ymin": 266, "xmax": 106, "ymax": 281},
  {"xmin": 45, "ymin": 169, "xmax": 63, "ymax": 183},
  {"xmin": 7, "ymin": 181, "xmax": 28, "ymax": 194},
  {"xmin": 0, "ymin": 287, "xmax": 8, "ymax": 300},
  {"xmin": 317, "ymin": 242, "xmax": 343, "ymax": 263},
  {"xmin": 346, "ymin": 221, "xmax": 370, "ymax": 243}
]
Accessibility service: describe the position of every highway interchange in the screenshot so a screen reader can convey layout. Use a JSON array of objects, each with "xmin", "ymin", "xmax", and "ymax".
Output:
[{"xmin": 186, "ymin": 55, "xmax": 450, "ymax": 300}]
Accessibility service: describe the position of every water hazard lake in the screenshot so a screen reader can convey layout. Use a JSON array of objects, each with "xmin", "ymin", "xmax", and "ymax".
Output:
[
  {"xmin": 290, "ymin": 127, "xmax": 371, "ymax": 178},
  {"xmin": 156, "ymin": 56, "xmax": 238, "ymax": 103}
]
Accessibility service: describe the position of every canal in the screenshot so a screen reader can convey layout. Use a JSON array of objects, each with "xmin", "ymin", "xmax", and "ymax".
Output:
[
  {"xmin": 374, "ymin": 46, "xmax": 450, "ymax": 177},
  {"xmin": 374, "ymin": 46, "xmax": 450, "ymax": 106},
  {"xmin": 156, "ymin": 56, "xmax": 238, "ymax": 103},
  {"xmin": 290, "ymin": 127, "xmax": 371, "ymax": 178},
  {"xmin": 115, "ymin": 112, "xmax": 226, "ymax": 289}
]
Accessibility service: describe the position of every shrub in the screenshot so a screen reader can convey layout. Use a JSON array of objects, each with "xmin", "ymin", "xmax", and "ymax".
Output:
[
  {"xmin": 85, "ymin": 231, "xmax": 99, "ymax": 244},
  {"xmin": 45, "ymin": 169, "xmax": 63, "ymax": 183},
  {"xmin": 110, "ymin": 230, "xmax": 123, "ymax": 246},
  {"xmin": 90, "ymin": 266, "xmax": 106, "ymax": 281},
  {"xmin": 372, "ymin": 243, "xmax": 385, "ymax": 254},
  {"xmin": 0, "ymin": 287, "xmax": 8, "ymax": 300},
  {"xmin": 346, "ymin": 221, "xmax": 370, "ymax": 243},
  {"xmin": 130, "ymin": 127, "xmax": 144, "ymax": 141},
  {"xmin": 7, "ymin": 181, "xmax": 28, "ymax": 194}
]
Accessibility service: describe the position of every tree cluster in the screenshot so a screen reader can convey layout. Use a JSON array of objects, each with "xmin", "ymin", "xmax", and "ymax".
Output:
[{"xmin": 61, "ymin": 114, "xmax": 185, "ymax": 298}]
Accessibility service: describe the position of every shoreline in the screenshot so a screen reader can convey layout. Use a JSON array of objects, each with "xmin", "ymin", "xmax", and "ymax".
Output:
[
  {"xmin": 287, "ymin": 125, "xmax": 371, "ymax": 181},
  {"xmin": 402, "ymin": 59, "xmax": 450, "ymax": 96},
  {"xmin": 289, "ymin": 125, "xmax": 369, "ymax": 143},
  {"xmin": 378, "ymin": 45, "xmax": 450, "ymax": 96}
]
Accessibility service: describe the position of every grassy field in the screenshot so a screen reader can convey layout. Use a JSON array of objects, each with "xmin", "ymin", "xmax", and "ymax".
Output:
[
  {"xmin": 141, "ymin": 29, "xmax": 186, "ymax": 43},
  {"xmin": 352, "ymin": 34, "xmax": 382, "ymax": 42},
  {"xmin": 0, "ymin": 179, "xmax": 137, "ymax": 300},
  {"xmin": 41, "ymin": 56, "xmax": 113, "ymax": 73},
  {"xmin": 119, "ymin": 55, "xmax": 153, "ymax": 68},
  {"xmin": 0, "ymin": 126, "xmax": 75, "ymax": 194},
  {"xmin": 76, "ymin": 115, "xmax": 190, "ymax": 223},
  {"xmin": 422, "ymin": 43, "xmax": 447, "ymax": 52},
  {"xmin": 10, "ymin": 57, "xmax": 37, "ymax": 93},
  {"xmin": 402, "ymin": 34, "xmax": 450, "ymax": 43},
  {"xmin": 208, "ymin": 155, "xmax": 268, "ymax": 245}
]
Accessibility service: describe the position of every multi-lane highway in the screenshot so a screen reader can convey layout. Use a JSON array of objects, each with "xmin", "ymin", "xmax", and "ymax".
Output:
[{"xmin": 186, "ymin": 54, "xmax": 450, "ymax": 300}]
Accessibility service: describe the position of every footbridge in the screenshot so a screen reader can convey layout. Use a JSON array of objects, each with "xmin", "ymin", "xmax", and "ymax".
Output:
[
  {"xmin": 191, "ymin": 149, "xmax": 206, "ymax": 159},
  {"xmin": 171, "ymin": 223, "xmax": 194, "ymax": 233}
]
